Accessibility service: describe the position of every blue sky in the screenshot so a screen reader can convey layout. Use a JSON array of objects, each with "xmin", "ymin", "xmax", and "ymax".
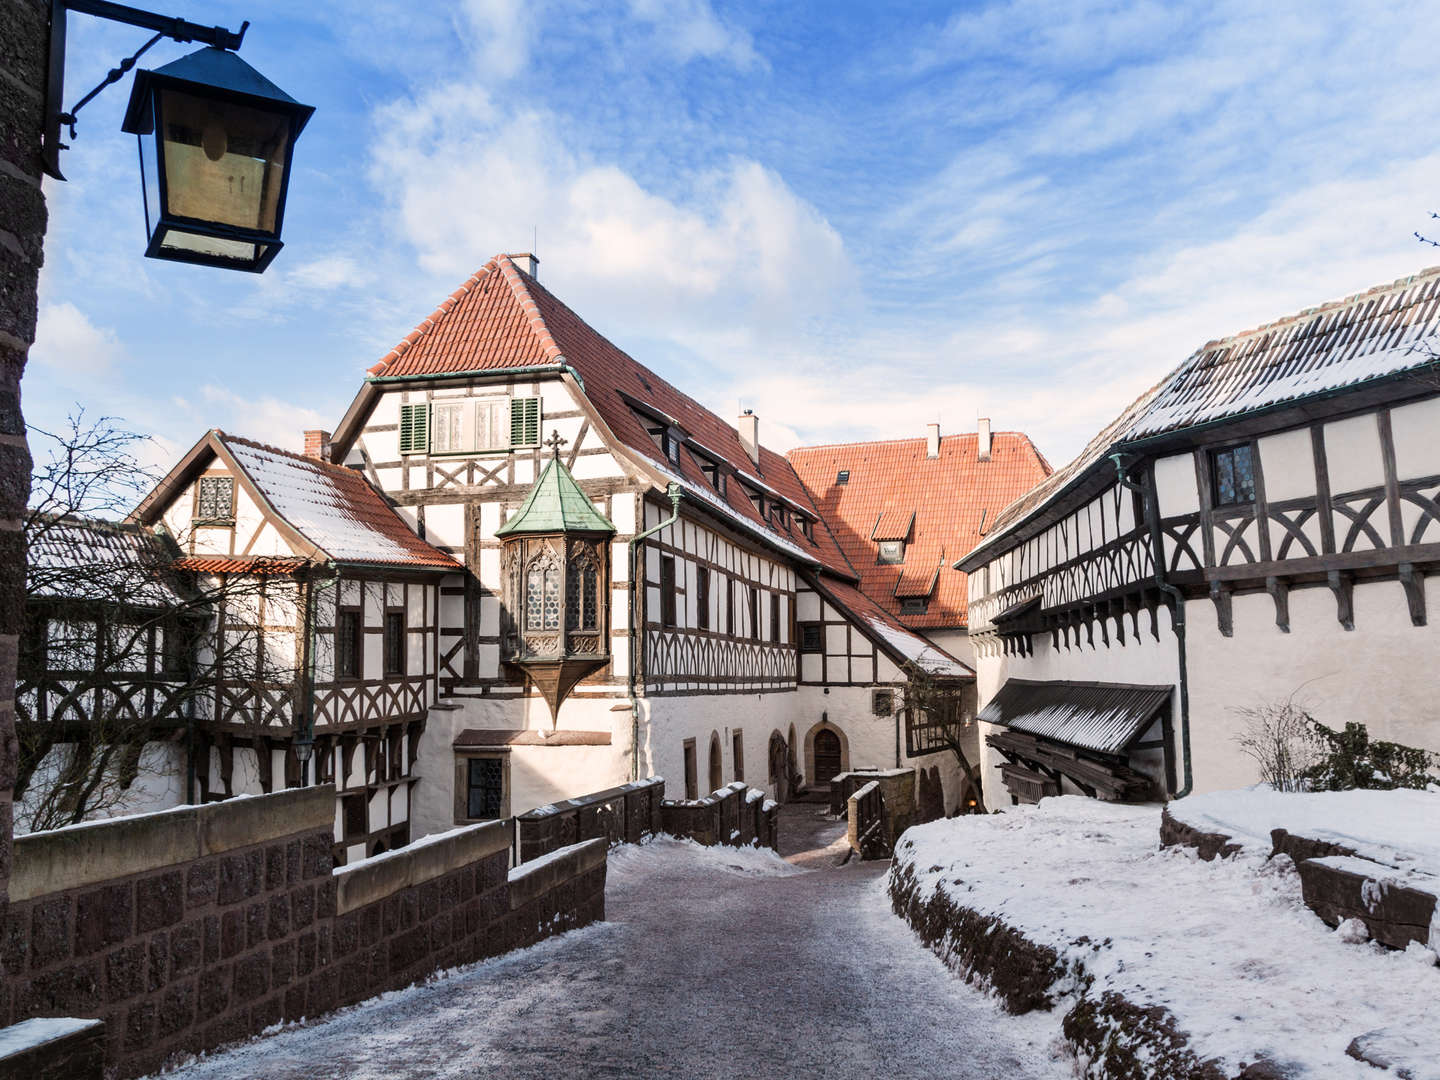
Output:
[{"xmin": 30, "ymin": 0, "xmax": 1440, "ymax": 474}]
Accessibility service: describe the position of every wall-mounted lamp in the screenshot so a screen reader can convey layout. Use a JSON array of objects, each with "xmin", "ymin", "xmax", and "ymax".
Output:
[{"xmin": 44, "ymin": 0, "xmax": 314, "ymax": 273}]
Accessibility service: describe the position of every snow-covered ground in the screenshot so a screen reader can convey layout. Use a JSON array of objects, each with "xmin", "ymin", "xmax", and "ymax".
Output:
[
  {"xmin": 897, "ymin": 796, "xmax": 1440, "ymax": 1079},
  {"xmin": 1169, "ymin": 786, "xmax": 1440, "ymax": 874},
  {"xmin": 154, "ymin": 825, "xmax": 1071, "ymax": 1079}
]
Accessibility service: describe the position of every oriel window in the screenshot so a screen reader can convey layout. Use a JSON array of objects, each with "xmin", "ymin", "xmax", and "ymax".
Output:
[
  {"xmin": 525, "ymin": 553, "xmax": 562, "ymax": 631},
  {"xmin": 565, "ymin": 556, "xmax": 600, "ymax": 631},
  {"xmin": 1211, "ymin": 444, "xmax": 1257, "ymax": 506}
]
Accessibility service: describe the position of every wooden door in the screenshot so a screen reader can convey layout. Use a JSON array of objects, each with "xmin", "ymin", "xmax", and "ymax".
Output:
[{"xmin": 814, "ymin": 729, "xmax": 842, "ymax": 787}]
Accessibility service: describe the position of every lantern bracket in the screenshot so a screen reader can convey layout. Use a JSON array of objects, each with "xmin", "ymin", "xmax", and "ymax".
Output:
[{"xmin": 44, "ymin": 0, "xmax": 252, "ymax": 180}]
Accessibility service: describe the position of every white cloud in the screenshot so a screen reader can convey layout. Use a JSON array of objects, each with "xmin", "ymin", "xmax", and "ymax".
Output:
[
  {"xmin": 460, "ymin": 0, "xmax": 538, "ymax": 81},
  {"xmin": 369, "ymin": 86, "xmax": 857, "ymax": 344},
  {"xmin": 195, "ymin": 386, "xmax": 332, "ymax": 454},
  {"xmin": 31, "ymin": 303, "xmax": 127, "ymax": 376},
  {"xmin": 624, "ymin": 0, "xmax": 760, "ymax": 68}
]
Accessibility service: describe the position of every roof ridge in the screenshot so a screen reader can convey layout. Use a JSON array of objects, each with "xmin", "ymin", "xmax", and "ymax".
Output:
[
  {"xmin": 496, "ymin": 255, "xmax": 566, "ymax": 364},
  {"xmin": 218, "ymin": 432, "xmax": 366, "ymax": 481},
  {"xmin": 368, "ymin": 260, "xmax": 502, "ymax": 376},
  {"xmin": 1199, "ymin": 264, "xmax": 1440, "ymax": 350},
  {"xmin": 788, "ymin": 431, "xmax": 1032, "ymax": 454}
]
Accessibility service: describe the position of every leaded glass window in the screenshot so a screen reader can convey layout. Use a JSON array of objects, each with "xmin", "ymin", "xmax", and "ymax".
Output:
[
  {"xmin": 1211, "ymin": 444, "xmax": 1257, "ymax": 506},
  {"xmin": 466, "ymin": 757, "xmax": 504, "ymax": 818},
  {"xmin": 196, "ymin": 476, "xmax": 234, "ymax": 521},
  {"xmin": 525, "ymin": 554, "xmax": 561, "ymax": 631},
  {"xmin": 565, "ymin": 559, "xmax": 600, "ymax": 631}
]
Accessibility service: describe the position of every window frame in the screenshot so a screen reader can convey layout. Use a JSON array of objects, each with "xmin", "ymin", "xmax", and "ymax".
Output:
[
  {"xmin": 732, "ymin": 728, "xmax": 744, "ymax": 782},
  {"xmin": 798, "ymin": 621, "xmax": 822, "ymax": 653},
  {"xmin": 193, "ymin": 474, "xmax": 236, "ymax": 525},
  {"xmin": 877, "ymin": 539, "xmax": 905, "ymax": 564},
  {"xmin": 682, "ymin": 738, "xmax": 698, "ymax": 800},
  {"xmin": 430, "ymin": 400, "xmax": 467, "ymax": 455},
  {"xmin": 695, "ymin": 566, "xmax": 710, "ymax": 630},
  {"xmin": 473, "ymin": 396, "xmax": 511, "ymax": 453},
  {"xmin": 872, "ymin": 688, "xmax": 896, "ymax": 717},
  {"xmin": 336, "ymin": 607, "xmax": 363, "ymax": 680},
  {"xmin": 454, "ymin": 752, "xmax": 510, "ymax": 822},
  {"xmin": 769, "ymin": 592, "xmax": 781, "ymax": 643},
  {"xmin": 1209, "ymin": 442, "xmax": 1258, "ymax": 508},
  {"xmin": 659, "ymin": 555, "xmax": 678, "ymax": 628},
  {"xmin": 382, "ymin": 609, "xmax": 405, "ymax": 677},
  {"xmin": 748, "ymin": 586, "xmax": 759, "ymax": 641},
  {"xmin": 899, "ymin": 597, "xmax": 928, "ymax": 616}
]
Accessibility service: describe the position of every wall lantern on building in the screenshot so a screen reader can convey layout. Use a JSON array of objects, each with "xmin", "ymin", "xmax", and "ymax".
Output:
[
  {"xmin": 496, "ymin": 433, "xmax": 617, "ymax": 721},
  {"xmin": 42, "ymin": 0, "xmax": 314, "ymax": 273}
]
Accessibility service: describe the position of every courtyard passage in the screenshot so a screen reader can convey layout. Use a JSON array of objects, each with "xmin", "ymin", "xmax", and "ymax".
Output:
[{"xmin": 160, "ymin": 805, "xmax": 1068, "ymax": 1080}]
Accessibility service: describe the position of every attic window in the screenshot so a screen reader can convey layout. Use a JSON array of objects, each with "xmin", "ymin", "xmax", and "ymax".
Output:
[
  {"xmin": 836, "ymin": 470, "xmax": 850, "ymax": 484},
  {"xmin": 798, "ymin": 516, "xmax": 814, "ymax": 541},
  {"xmin": 899, "ymin": 598, "xmax": 928, "ymax": 615},
  {"xmin": 645, "ymin": 421, "xmax": 681, "ymax": 465},
  {"xmin": 742, "ymin": 485, "xmax": 765, "ymax": 518},
  {"xmin": 194, "ymin": 476, "xmax": 235, "ymax": 523},
  {"xmin": 878, "ymin": 540, "xmax": 905, "ymax": 564},
  {"xmin": 699, "ymin": 458, "xmax": 725, "ymax": 492}
]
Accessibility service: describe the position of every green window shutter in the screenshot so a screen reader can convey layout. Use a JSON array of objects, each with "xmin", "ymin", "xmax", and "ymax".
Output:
[
  {"xmin": 510, "ymin": 398, "xmax": 540, "ymax": 447},
  {"xmin": 399, "ymin": 403, "xmax": 429, "ymax": 454}
]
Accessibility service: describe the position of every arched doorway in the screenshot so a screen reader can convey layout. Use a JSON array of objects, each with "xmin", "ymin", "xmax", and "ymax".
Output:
[
  {"xmin": 813, "ymin": 729, "xmax": 843, "ymax": 789},
  {"xmin": 708, "ymin": 731, "xmax": 723, "ymax": 794}
]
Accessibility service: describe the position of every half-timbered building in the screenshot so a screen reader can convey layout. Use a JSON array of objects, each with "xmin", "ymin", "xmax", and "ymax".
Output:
[
  {"xmin": 957, "ymin": 268, "xmax": 1440, "ymax": 805},
  {"xmin": 131, "ymin": 430, "xmax": 458, "ymax": 862}
]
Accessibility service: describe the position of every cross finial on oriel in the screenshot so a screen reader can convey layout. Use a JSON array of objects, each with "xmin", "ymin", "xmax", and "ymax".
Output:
[{"xmin": 543, "ymin": 429, "xmax": 568, "ymax": 458}]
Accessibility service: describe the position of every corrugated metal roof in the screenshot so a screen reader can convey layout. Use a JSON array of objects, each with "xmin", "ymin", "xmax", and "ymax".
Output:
[{"xmin": 977, "ymin": 679, "xmax": 1173, "ymax": 755}]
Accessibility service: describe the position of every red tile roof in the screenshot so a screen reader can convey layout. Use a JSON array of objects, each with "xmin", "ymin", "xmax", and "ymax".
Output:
[
  {"xmin": 788, "ymin": 433, "xmax": 1052, "ymax": 628},
  {"xmin": 364, "ymin": 255, "xmax": 856, "ymax": 576},
  {"xmin": 811, "ymin": 576, "xmax": 973, "ymax": 677},
  {"xmin": 173, "ymin": 555, "xmax": 308, "ymax": 575}
]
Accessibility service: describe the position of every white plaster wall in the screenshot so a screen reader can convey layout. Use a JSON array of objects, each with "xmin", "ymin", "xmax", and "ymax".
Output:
[
  {"xmin": 1153, "ymin": 452, "xmax": 1199, "ymax": 517},
  {"xmin": 1184, "ymin": 577, "xmax": 1440, "ymax": 793},
  {"xmin": 924, "ymin": 628, "xmax": 974, "ymax": 668},
  {"xmin": 1324, "ymin": 413, "xmax": 1385, "ymax": 494},
  {"xmin": 1258, "ymin": 428, "xmax": 1315, "ymax": 502},
  {"xmin": 1390, "ymin": 397, "xmax": 1440, "ymax": 479}
]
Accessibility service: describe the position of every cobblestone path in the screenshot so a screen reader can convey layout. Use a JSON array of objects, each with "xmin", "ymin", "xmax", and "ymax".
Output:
[{"xmin": 160, "ymin": 804, "xmax": 1068, "ymax": 1080}]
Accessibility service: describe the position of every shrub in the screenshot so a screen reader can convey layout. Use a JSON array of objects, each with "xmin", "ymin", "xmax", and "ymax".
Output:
[{"xmin": 1302, "ymin": 720, "xmax": 1437, "ymax": 792}]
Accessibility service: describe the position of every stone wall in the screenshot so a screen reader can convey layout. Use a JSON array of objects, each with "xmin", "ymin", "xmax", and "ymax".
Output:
[
  {"xmin": 514, "ymin": 777, "xmax": 664, "ymax": 864},
  {"xmin": 659, "ymin": 781, "xmax": 778, "ymax": 849},
  {"xmin": 1, "ymin": 786, "xmax": 608, "ymax": 1078},
  {"xmin": 0, "ymin": 0, "xmax": 49, "ymax": 940}
]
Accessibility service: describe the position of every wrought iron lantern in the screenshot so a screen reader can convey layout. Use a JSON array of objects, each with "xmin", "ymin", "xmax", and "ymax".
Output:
[
  {"xmin": 42, "ymin": 1, "xmax": 313, "ymax": 273},
  {"xmin": 121, "ymin": 48, "xmax": 314, "ymax": 272}
]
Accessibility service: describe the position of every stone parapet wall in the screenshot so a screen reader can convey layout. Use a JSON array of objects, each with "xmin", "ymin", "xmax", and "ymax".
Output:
[
  {"xmin": 514, "ymin": 777, "xmax": 664, "ymax": 864},
  {"xmin": 1, "ymin": 787, "xmax": 336, "ymax": 1077},
  {"xmin": 0, "ymin": 788, "xmax": 607, "ymax": 1078},
  {"xmin": 659, "ymin": 782, "xmax": 778, "ymax": 850}
]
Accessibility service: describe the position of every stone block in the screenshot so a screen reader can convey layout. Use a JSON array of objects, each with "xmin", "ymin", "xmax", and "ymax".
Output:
[
  {"xmin": 197, "ymin": 786, "xmax": 334, "ymax": 857},
  {"xmin": 268, "ymin": 895, "xmax": 290, "ymax": 940},
  {"xmin": 507, "ymin": 839, "xmax": 606, "ymax": 911},
  {"xmin": 291, "ymin": 884, "xmax": 315, "ymax": 931},
  {"xmin": 2, "ymin": 908, "xmax": 27, "ymax": 976},
  {"xmin": 202, "ymin": 1011, "xmax": 249, "ymax": 1053},
  {"xmin": 11, "ymin": 807, "xmax": 201, "ymax": 903},
  {"xmin": 103, "ymin": 942, "xmax": 147, "ymax": 1002},
  {"xmin": 232, "ymin": 952, "xmax": 269, "ymax": 1003},
  {"xmin": 28, "ymin": 895, "xmax": 69, "ymax": 968},
  {"xmin": 1296, "ymin": 856, "xmax": 1438, "ymax": 949},
  {"xmin": 186, "ymin": 862, "xmax": 218, "ymax": 908},
  {"xmin": 301, "ymin": 833, "xmax": 331, "ymax": 879},
  {"xmin": 147, "ymin": 933, "xmax": 167, "ymax": 992},
  {"xmin": 285, "ymin": 839, "xmax": 302, "ymax": 884},
  {"xmin": 202, "ymin": 915, "xmax": 220, "ymax": 965},
  {"xmin": 283, "ymin": 984, "xmax": 306, "ymax": 1023},
  {"xmin": 219, "ymin": 909, "xmax": 244, "ymax": 959},
  {"xmin": 158, "ymin": 978, "xmax": 196, "ymax": 1038},
  {"xmin": 216, "ymin": 850, "xmax": 263, "ymax": 907},
  {"xmin": 197, "ymin": 965, "xmax": 231, "ymax": 1020},
  {"xmin": 265, "ymin": 845, "xmax": 286, "ymax": 890},
  {"xmin": 18, "ymin": 960, "xmax": 102, "ymax": 1019},
  {"xmin": 246, "ymin": 900, "xmax": 268, "ymax": 950},
  {"xmin": 75, "ymin": 883, "xmax": 132, "ymax": 957},
  {"xmin": 295, "ymin": 931, "xmax": 317, "ymax": 978},
  {"xmin": 0, "ymin": 1017, "xmax": 106, "ymax": 1080},
  {"xmin": 124, "ymin": 1000, "xmax": 157, "ymax": 1052},
  {"xmin": 170, "ymin": 919, "xmax": 203, "ymax": 976},
  {"xmin": 136, "ymin": 870, "xmax": 185, "ymax": 933},
  {"xmin": 249, "ymin": 993, "xmax": 282, "ymax": 1033},
  {"xmin": 271, "ymin": 938, "xmax": 295, "ymax": 988}
]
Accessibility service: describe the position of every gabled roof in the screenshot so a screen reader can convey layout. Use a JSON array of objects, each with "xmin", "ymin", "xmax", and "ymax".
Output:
[
  {"xmin": 27, "ymin": 515, "xmax": 192, "ymax": 608},
  {"xmin": 344, "ymin": 254, "xmax": 856, "ymax": 577},
  {"xmin": 495, "ymin": 454, "xmax": 616, "ymax": 537},
  {"xmin": 959, "ymin": 266, "xmax": 1440, "ymax": 571},
  {"xmin": 788, "ymin": 433, "xmax": 1052, "ymax": 628},
  {"xmin": 811, "ymin": 576, "xmax": 973, "ymax": 678},
  {"xmin": 133, "ymin": 431, "xmax": 459, "ymax": 571}
]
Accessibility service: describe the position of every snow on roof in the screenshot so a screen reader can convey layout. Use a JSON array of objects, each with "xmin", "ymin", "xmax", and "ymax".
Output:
[
  {"xmin": 815, "ymin": 575, "xmax": 973, "ymax": 678},
  {"xmin": 220, "ymin": 435, "xmax": 458, "ymax": 570},
  {"xmin": 27, "ymin": 515, "xmax": 191, "ymax": 607}
]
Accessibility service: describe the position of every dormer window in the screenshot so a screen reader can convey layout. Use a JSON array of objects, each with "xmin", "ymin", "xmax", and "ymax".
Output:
[
  {"xmin": 798, "ymin": 516, "xmax": 814, "ymax": 541},
  {"xmin": 698, "ymin": 457, "xmax": 725, "ymax": 493},
  {"xmin": 900, "ymin": 597, "xmax": 928, "ymax": 615},
  {"xmin": 742, "ymin": 485, "xmax": 765, "ymax": 518},
  {"xmin": 645, "ymin": 421, "xmax": 683, "ymax": 466},
  {"xmin": 878, "ymin": 540, "xmax": 905, "ymax": 564}
]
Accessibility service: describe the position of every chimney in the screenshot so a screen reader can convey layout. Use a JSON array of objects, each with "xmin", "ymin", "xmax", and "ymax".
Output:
[
  {"xmin": 737, "ymin": 410, "xmax": 760, "ymax": 466},
  {"xmin": 925, "ymin": 422, "xmax": 940, "ymax": 459},
  {"xmin": 508, "ymin": 252, "xmax": 540, "ymax": 278},
  {"xmin": 304, "ymin": 429, "xmax": 331, "ymax": 460},
  {"xmin": 977, "ymin": 417, "xmax": 991, "ymax": 462}
]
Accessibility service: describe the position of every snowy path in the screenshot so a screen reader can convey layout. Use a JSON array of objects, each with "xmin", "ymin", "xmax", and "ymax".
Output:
[{"xmin": 159, "ymin": 806, "xmax": 1069, "ymax": 1080}]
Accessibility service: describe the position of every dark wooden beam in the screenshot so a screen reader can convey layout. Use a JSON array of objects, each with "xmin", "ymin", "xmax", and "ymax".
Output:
[
  {"xmin": 1328, "ymin": 570, "xmax": 1355, "ymax": 631},
  {"xmin": 1399, "ymin": 562, "xmax": 1427, "ymax": 627},
  {"xmin": 1209, "ymin": 581, "xmax": 1233, "ymax": 637},
  {"xmin": 1266, "ymin": 576, "xmax": 1290, "ymax": 633}
]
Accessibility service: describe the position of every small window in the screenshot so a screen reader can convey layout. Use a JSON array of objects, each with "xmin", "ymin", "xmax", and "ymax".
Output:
[
  {"xmin": 465, "ymin": 757, "xmax": 505, "ymax": 819},
  {"xmin": 798, "ymin": 516, "xmax": 814, "ymax": 541},
  {"xmin": 383, "ymin": 611, "xmax": 405, "ymax": 676},
  {"xmin": 336, "ymin": 609, "xmax": 362, "ymax": 679},
  {"xmin": 660, "ymin": 556, "xmax": 677, "ymax": 628},
  {"xmin": 725, "ymin": 579, "xmax": 735, "ymax": 636},
  {"xmin": 1211, "ymin": 444, "xmax": 1257, "ymax": 506},
  {"xmin": 799, "ymin": 622, "xmax": 822, "ymax": 652},
  {"xmin": 160, "ymin": 621, "xmax": 188, "ymax": 676},
  {"xmin": 399, "ymin": 403, "xmax": 429, "ymax": 454},
  {"xmin": 899, "ymin": 598, "xmax": 928, "ymax": 615},
  {"xmin": 732, "ymin": 729, "xmax": 744, "ymax": 782},
  {"xmin": 836, "ymin": 470, "xmax": 850, "ymax": 484},
  {"xmin": 474, "ymin": 397, "xmax": 510, "ymax": 451},
  {"xmin": 510, "ymin": 397, "xmax": 541, "ymax": 447},
  {"xmin": 431, "ymin": 401, "xmax": 466, "ymax": 453},
  {"xmin": 748, "ymin": 587, "xmax": 759, "ymax": 641},
  {"xmin": 696, "ymin": 567, "xmax": 710, "ymax": 630},
  {"xmin": 342, "ymin": 793, "xmax": 367, "ymax": 838},
  {"xmin": 878, "ymin": 540, "xmax": 905, "ymax": 564},
  {"xmin": 699, "ymin": 458, "xmax": 724, "ymax": 491},
  {"xmin": 388, "ymin": 727, "xmax": 404, "ymax": 780},
  {"xmin": 872, "ymin": 689, "xmax": 895, "ymax": 716},
  {"xmin": 769, "ymin": 593, "xmax": 781, "ymax": 643},
  {"xmin": 195, "ymin": 476, "xmax": 234, "ymax": 523},
  {"xmin": 667, "ymin": 438, "xmax": 681, "ymax": 466}
]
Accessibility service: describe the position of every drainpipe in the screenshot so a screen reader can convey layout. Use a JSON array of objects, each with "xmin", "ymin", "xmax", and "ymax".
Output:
[
  {"xmin": 297, "ymin": 560, "xmax": 341, "ymax": 786},
  {"xmin": 627, "ymin": 484, "xmax": 684, "ymax": 780},
  {"xmin": 1110, "ymin": 453, "xmax": 1193, "ymax": 799}
]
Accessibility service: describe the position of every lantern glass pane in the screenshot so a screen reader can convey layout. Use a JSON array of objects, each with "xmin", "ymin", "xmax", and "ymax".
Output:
[
  {"xmin": 155, "ymin": 225, "xmax": 272, "ymax": 264},
  {"xmin": 159, "ymin": 89, "xmax": 290, "ymax": 234}
]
